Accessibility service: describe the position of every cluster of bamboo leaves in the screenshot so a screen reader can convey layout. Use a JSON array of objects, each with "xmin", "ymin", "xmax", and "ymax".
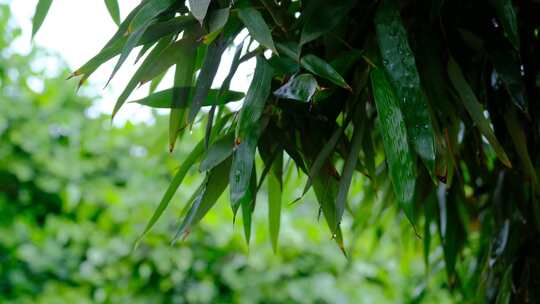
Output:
[{"xmin": 32, "ymin": 0, "xmax": 540, "ymax": 300}]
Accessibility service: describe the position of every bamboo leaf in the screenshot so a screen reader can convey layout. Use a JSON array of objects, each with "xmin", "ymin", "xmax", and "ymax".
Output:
[
  {"xmin": 300, "ymin": 55, "xmax": 350, "ymax": 89},
  {"xmin": 32, "ymin": 0, "xmax": 53, "ymax": 38},
  {"xmin": 173, "ymin": 157, "xmax": 231, "ymax": 241},
  {"xmin": 130, "ymin": 88, "xmax": 245, "ymax": 108},
  {"xmin": 300, "ymin": 0, "xmax": 354, "ymax": 45},
  {"xmin": 200, "ymin": 132, "xmax": 235, "ymax": 172},
  {"xmin": 188, "ymin": 0, "xmax": 211, "ymax": 24},
  {"xmin": 230, "ymin": 57, "xmax": 273, "ymax": 214},
  {"xmin": 188, "ymin": 38, "xmax": 227, "ymax": 126},
  {"xmin": 238, "ymin": 8, "xmax": 277, "ymax": 53},
  {"xmin": 447, "ymin": 57, "xmax": 512, "ymax": 168},
  {"xmin": 490, "ymin": 47, "xmax": 528, "ymax": 113},
  {"xmin": 375, "ymin": 0, "xmax": 436, "ymax": 178},
  {"xmin": 241, "ymin": 167, "xmax": 257, "ymax": 244},
  {"xmin": 104, "ymin": 0, "xmax": 121, "ymax": 25},
  {"xmin": 336, "ymin": 109, "xmax": 365, "ymax": 225},
  {"xmin": 494, "ymin": 0, "xmax": 520, "ymax": 50},
  {"xmin": 203, "ymin": 7, "xmax": 229, "ymax": 44},
  {"xmin": 273, "ymin": 74, "xmax": 318, "ymax": 102},
  {"xmin": 370, "ymin": 67, "xmax": 416, "ymax": 223}
]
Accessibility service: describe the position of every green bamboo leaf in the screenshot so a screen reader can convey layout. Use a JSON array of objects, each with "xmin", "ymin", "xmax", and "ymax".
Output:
[
  {"xmin": 230, "ymin": 57, "xmax": 273, "ymax": 214},
  {"xmin": 267, "ymin": 152, "xmax": 282, "ymax": 252},
  {"xmin": 200, "ymin": 133, "xmax": 234, "ymax": 172},
  {"xmin": 336, "ymin": 110, "xmax": 366, "ymax": 224},
  {"xmin": 173, "ymin": 157, "xmax": 231, "ymax": 241},
  {"xmin": 188, "ymin": 38, "xmax": 227, "ymax": 126},
  {"xmin": 276, "ymin": 41, "xmax": 300, "ymax": 60},
  {"xmin": 112, "ymin": 36, "xmax": 173, "ymax": 118},
  {"xmin": 370, "ymin": 67, "xmax": 416, "ymax": 223},
  {"xmin": 203, "ymin": 8, "xmax": 230, "ymax": 44},
  {"xmin": 32, "ymin": 0, "xmax": 53, "ymax": 38},
  {"xmin": 149, "ymin": 70, "xmax": 167, "ymax": 94},
  {"xmin": 188, "ymin": 0, "xmax": 211, "ymax": 24},
  {"xmin": 71, "ymin": 16, "xmax": 195, "ymax": 84},
  {"xmin": 139, "ymin": 38, "xmax": 199, "ymax": 86},
  {"xmin": 273, "ymin": 74, "xmax": 318, "ymax": 102},
  {"xmin": 135, "ymin": 115, "xmax": 231, "ymax": 246},
  {"xmin": 104, "ymin": 0, "xmax": 121, "ymax": 25},
  {"xmin": 238, "ymin": 8, "xmax": 277, "ymax": 53},
  {"xmin": 490, "ymin": 47, "xmax": 528, "ymax": 113},
  {"xmin": 494, "ymin": 0, "xmax": 520, "ymax": 49},
  {"xmin": 300, "ymin": 0, "xmax": 354, "ymax": 45},
  {"xmin": 108, "ymin": 0, "xmax": 175, "ymax": 85},
  {"xmin": 300, "ymin": 55, "xmax": 350, "ymax": 89},
  {"xmin": 241, "ymin": 167, "xmax": 257, "ymax": 244},
  {"xmin": 169, "ymin": 33, "xmax": 198, "ymax": 152},
  {"xmin": 130, "ymin": 87, "xmax": 245, "ymax": 108},
  {"xmin": 495, "ymin": 264, "xmax": 513, "ymax": 304},
  {"xmin": 447, "ymin": 57, "xmax": 512, "ymax": 168},
  {"xmin": 504, "ymin": 109, "xmax": 539, "ymax": 192},
  {"xmin": 375, "ymin": 0, "xmax": 436, "ymax": 178}
]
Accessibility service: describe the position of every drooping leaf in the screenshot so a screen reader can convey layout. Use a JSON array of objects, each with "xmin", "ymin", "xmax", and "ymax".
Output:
[
  {"xmin": 273, "ymin": 73, "xmax": 318, "ymax": 102},
  {"xmin": 32, "ymin": 0, "xmax": 53, "ymax": 38},
  {"xmin": 130, "ymin": 87, "xmax": 245, "ymax": 108},
  {"xmin": 104, "ymin": 0, "xmax": 121, "ymax": 25},
  {"xmin": 375, "ymin": 0, "xmax": 436, "ymax": 178},
  {"xmin": 493, "ymin": 0, "xmax": 520, "ymax": 50},
  {"xmin": 200, "ymin": 132, "xmax": 235, "ymax": 172},
  {"xmin": 188, "ymin": 38, "xmax": 227, "ymax": 126},
  {"xmin": 241, "ymin": 167, "xmax": 257, "ymax": 244},
  {"xmin": 267, "ymin": 152, "xmax": 282, "ymax": 252},
  {"xmin": 169, "ymin": 32, "xmax": 198, "ymax": 152},
  {"xmin": 108, "ymin": 0, "xmax": 175, "ymax": 85},
  {"xmin": 173, "ymin": 157, "xmax": 231, "ymax": 241},
  {"xmin": 189, "ymin": 0, "xmax": 211, "ymax": 24},
  {"xmin": 335, "ymin": 108, "xmax": 365, "ymax": 224},
  {"xmin": 112, "ymin": 36, "xmax": 173, "ymax": 118},
  {"xmin": 490, "ymin": 47, "xmax": 528, "ymax": 113},
  {"xmin": 230, "ymin": 57, "xmax": 273, "ymax": 214},
  {"xmin": 300, "ymin": 55, "xmax": 350, "ymax": 89},
  {"xmin": 370, "ymin": 67, "xmax": 416, "ymax": 223},
  {"xmin": 447, "ymin": 57, "xmax": 512, "ymax": 168},
  {"xmin": 203, "ymin": 7, "xmax": 230, "ymax": 44},
  {"xmin": 300, "ymin": 0, "xmax": 354, "ymax": 45},
  {"xmin": 238, "ymin": 8, "xmax": 277, "ymax": 53},
  {"xmin": 135, "ymin": 115, "xmax": 231, "ymax": 246}
]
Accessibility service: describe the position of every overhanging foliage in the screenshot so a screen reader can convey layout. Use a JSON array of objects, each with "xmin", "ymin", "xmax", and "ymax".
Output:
[{"xmin": 33, "ymin": 0, "xmax": 540, "ymax": 301}]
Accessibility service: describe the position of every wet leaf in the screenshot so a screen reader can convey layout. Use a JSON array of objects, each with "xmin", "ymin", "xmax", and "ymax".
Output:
[
  {"xmin": 375, "ymin": 0, "xmax": 436, "ymax": 178},
  {"xmin": 238, "ymin": 8, "xmax": 277, "ymax": 53},
  {"xmin": 230, "ymin": 57, "xmax": 273, "ymax": 214},
  {"xmin": 494, "ymin": 0, "xmax": 520, "ymax": 50},
  {"xmin": 273, "ymin": 73, "xmax": 318, "ymax": 102},
  {"xmin": 490, "ymin": 47, "xmax": 528, "ymax": 113},
  {"xmin": 448, "ymin": 57, "xmax": 512, "ymax": 168},
  {"xmin": 370, "ymin": 67, "xmax": 416, "ymax": 223},
  {"xmin": 300, "ymin": 55, "xmax": 350, "ymax": 89},
  {"xmin": 32, "ymin": 0, "xmax": 53, "ymax": 38},
  {"xmin": 104, "ymin": 0, "xmax": 121, "ymax": 25}
]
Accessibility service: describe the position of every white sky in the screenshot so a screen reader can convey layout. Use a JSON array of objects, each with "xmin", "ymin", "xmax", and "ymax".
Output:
[{"xmin": 6, "ymin": 0, "xmax": 254, "ymax": 125}]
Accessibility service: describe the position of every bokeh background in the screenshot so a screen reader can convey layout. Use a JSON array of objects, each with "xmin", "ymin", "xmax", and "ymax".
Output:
[{"xmin": 0, "ymin": 2, "xmax": 459, "ymax": 303}]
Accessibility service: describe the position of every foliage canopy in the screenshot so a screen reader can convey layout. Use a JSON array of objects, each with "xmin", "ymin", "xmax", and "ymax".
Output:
[{"xmin": 32, "ymin": 0, "xmax": 540, "ymax": 301}]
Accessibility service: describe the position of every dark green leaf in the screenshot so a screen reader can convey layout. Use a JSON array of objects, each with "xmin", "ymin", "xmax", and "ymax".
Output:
[
  {"xmin": 300, "ymin": 0, "xmax": 354, "ymax": 45},
  {"xmin": 267, "ymin": 150, "xmax": 282, "ymax": 253},
  {"xmin": 370, "ymin": 67, "xmax": 416, "ymax": 223},
  {"xmin": 300, "ymin": 55, "xmax": 350, "ymax": 89},
  {"xmin": 238, "ymin": 8, "xmax": 277, "ymax": 53},
  {"xmin": 375, "ymin": 0, "xmax": 436, "ymax": 178},
  {"xmin": 490, "ymin": 47, "xmax": 528, "ymax": 113},
  {"xmin": 32, "ymin": 0, "xmax": 53, "ymax": 38},
  {"xmin": 273, "ymin": 74, "xmax": 318, "ymax": 102},
  {"xmin": 203, "ymin": 7, "xmax": 230, "ymax": 44},
  {"xmin": 447, "ymin": 57, "xmax": 512, "ymax": 168},
  {"xmin": 493, "ymin": 0, "xmax": 520, "ymax": 49},
  {"xmin": 200, "ymin": 132, "xmax": 235, "ymax": 172}
]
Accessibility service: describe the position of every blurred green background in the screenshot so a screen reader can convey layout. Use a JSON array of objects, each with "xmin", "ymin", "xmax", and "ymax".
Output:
[{"xmin": 0, "ymin": 5, "xmax": 458, "ymax": 303}]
